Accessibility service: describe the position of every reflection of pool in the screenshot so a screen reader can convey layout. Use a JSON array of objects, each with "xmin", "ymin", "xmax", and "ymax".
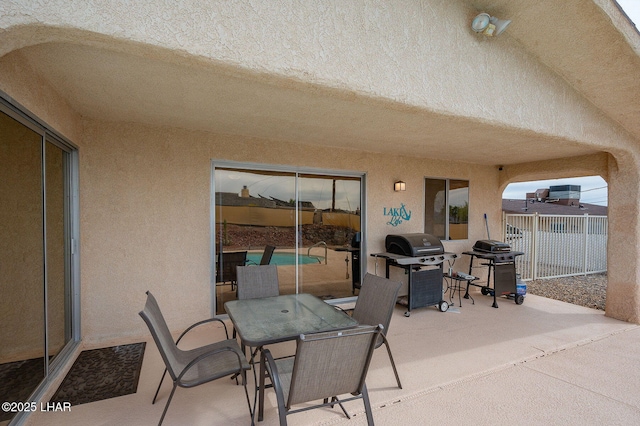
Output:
[{"xmin": 247, "ymin": 252, "xmax": 323, "ymax": 266}]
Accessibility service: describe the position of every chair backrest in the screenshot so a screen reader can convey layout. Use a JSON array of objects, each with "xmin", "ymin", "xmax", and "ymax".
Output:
[
  {"xmin": 236, "ymin": 264, "xmax": 280, "ymax": 299},
  {"xmin": 216, "ymin": 251, "xmax": 247, "ymax": 283},
  {"xmin": 139, "ymin": 291, "xmax": 181, "ymax": 380},
  {"xmin": 352, "ymin": 273, "xmax": 401, "ymax": 343},
  {"xmin": 286, "ymin": 325, "xmax": 381, "ymax": 408},
  {"xmin": 259, "ymin": 245, "xmax": 276, "ymax": 265}
]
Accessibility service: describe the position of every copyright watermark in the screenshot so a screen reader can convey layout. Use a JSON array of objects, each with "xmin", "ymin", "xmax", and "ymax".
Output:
[{"xmin": 2, "ymin": 401, "xmax": 71, "ymax": 413}]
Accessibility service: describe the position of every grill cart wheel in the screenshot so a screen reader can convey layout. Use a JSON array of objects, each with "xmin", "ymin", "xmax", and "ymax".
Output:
[
  {"xmin": 515, "ymin": 294, "xmax": 525, "ymax": 305},
  {"xmin": 481, "ymin": 287, "xmax": 490, "ymax": 296},
  {"xmin": 439, "ymin": 300, "xmax": 449, "ymax": 312}
]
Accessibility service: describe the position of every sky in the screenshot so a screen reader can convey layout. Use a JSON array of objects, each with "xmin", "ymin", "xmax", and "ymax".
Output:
[
  {"xmin": 215, "ymin": 169, "xmax": 362, "ymax": 211},
  {"xmin": 617, "ymin": 0, "xmax": 640, "ymax": 26},
  {"xmin": 502, "ymin": 176, "xmax": 608, "ymax": 206}
]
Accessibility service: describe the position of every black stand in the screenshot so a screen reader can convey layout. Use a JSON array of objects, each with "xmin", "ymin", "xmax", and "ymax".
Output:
[
  {"xmin": 444, "ymin": 274, "xmax": 475, "ymax": 306},
  {"xmin": 462, "ymin": 251, "xmax": 523, "ymax": 308}
]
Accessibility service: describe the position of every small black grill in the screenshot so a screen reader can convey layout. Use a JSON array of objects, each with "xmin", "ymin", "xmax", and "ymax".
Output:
[{"xmin": 472, "ymin": 239, "xmax": 511, "ymax": 253}]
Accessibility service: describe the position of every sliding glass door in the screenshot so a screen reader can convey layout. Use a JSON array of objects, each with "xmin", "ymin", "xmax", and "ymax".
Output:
[
  {"xmin": 0, "ymin": 102, "xmax": 77, "ymax": 422},
  {"xmin": 213, "ymin": 164, "xmax": 363, "ymax": 315},
  {"xmin": 297, "ymin": 174, "xmax": 361, "ymax": 298},
  {"xmin": 213, "ymin": 168, "xmax": 296, "ymax": 314},
  {"xmin": 0, "ymin": 110, "xmax": 46, "ymax": 409}
]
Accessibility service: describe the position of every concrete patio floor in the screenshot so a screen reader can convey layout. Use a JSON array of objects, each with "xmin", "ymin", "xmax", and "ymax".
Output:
[{"xmin": 26, "ymin": 290, "xmax": 640, "ymax": 426}]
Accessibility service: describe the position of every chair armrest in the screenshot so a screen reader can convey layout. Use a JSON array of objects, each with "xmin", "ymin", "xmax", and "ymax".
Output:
[
  {"xmin": 176, "ymin": 318, "xmax": 230, "ymax": 345},
  {"xmin": 177, "ymin": 345, "xmax": 247, "ymax": 384},
  {"xmin": 261, "ymin": 349, "xmax": 286, "ymax": 405}
]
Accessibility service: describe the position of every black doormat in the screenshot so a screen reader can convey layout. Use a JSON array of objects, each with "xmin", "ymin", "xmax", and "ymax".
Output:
[
  {"xmin": 50, "ymin": 342, "xmax": 146, "ymax": 406},
  {"xmin": 0, "ymin": 357, "xmax": 47, "ymax": 422}
]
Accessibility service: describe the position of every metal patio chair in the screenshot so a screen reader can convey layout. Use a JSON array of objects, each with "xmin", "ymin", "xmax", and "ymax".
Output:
[
  {"xmin": 216, "ymin": 250, "xmax": 248, "ymax": 291},
  {"xmin": 236, "ymin": 264, "xmax": 280, "ymax": 300},
  {"xmin": 235, "ymin": 264, "xmax": 280, "ymax": 356},
  {"xmin": 352, "ymin": 273, "xmax": 403, "ymax": 389},
  {"xmin": 139, "ymin": 291, "xmax": 251, "ymax": 426},
  {"xmin": 259, "ymin": 325, "xmax": 382, "ymax": 425},
  {"xmin": 246, "ymin": 245, "xmax": 276, "ymax": 265}
]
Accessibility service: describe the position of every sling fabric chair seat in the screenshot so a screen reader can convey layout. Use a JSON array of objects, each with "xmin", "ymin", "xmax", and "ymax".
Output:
[
  {"xmin": 139, "ymin": 291, "xmax": 251, "ymax": 425},
  {"xmin": 352, "ymin": 273, "xmax": 403, "ymax": 389},
  {"xmin": 259, "ymin": 325, "xmax": 382, "ymax": 425},
  {"xmin": 236, "ymin": 264, "xmax": 280, "ymax": 300},
  {"xmin": 234, "ymin": 264, "xmax": 280, "ymax": 357}
]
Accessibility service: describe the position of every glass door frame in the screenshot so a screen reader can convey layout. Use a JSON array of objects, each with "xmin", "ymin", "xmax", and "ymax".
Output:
[
  {"xmin": 1, "ymin": 92, "xmax": 81, "ymax": 413},
  {"xmin": 210, "ymin": 160, "xmax": 367, "ymax": 316}
]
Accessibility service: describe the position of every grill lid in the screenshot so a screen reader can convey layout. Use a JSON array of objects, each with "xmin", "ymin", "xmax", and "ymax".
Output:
[
  {"xmin": 473, "ymin": 239, "xmax": 511, "ymax": 253},
  {"xmin": 385, "ymin": 233, "xmax": 444, "ymax": 257}
]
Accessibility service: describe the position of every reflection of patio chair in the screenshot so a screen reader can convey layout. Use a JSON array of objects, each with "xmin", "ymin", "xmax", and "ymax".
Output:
[
  {"xmin": 259, "ymin": 325, "xmax": 382, "ymax": 425},
  {"xmin": 246, "ymin": 245, "xmax": 276, "ymax": 265},
  {"xmin": 352, "ymin": 273, "xmax": 403, "ymax": 389},
  {"xmin": 139, "ymin": 291, "xmax": 251, "ymax": 426},
  {"xmin": 216, "ymin": 251, "xmax": 247, "ymax": 290}
]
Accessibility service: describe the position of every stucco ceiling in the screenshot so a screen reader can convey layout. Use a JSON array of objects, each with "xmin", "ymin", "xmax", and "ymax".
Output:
[
  {"xmin": 9, "ymin": 0, "xmax": 640, "ymax": 167},
  {"xmin": 468, "ymin": 0, "xmax": 640, "ymax": 144}
]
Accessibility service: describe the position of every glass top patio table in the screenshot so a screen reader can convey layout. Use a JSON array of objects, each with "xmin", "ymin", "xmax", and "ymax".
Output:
[{"xmin": 225, "ymin": 293, "xmax": 358, "ymax": 348}]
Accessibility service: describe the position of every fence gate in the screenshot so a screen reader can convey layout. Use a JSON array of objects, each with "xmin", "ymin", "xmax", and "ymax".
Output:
[{"xmin": 502, "ymin": 213, "xmax": 607, "ymax": 280}]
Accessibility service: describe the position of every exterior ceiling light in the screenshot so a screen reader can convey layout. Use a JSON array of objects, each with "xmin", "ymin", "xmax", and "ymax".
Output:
[{"xmin": 471, "ymin": 12, "xmax": 511, "ymax": 37}]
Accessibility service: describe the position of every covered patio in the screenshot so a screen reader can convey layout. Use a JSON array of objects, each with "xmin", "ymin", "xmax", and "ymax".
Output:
[
  {"xmin": 27, "ymin": 293, "xmax": 640, "ymax": 425},
  {"xmin": 2, "ymin": 1, "xmax": 640, "ymax": 424}
]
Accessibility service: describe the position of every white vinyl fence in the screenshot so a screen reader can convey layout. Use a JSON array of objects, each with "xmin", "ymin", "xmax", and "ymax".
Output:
[{"xmin": 503, "ymin": 213, "xmax": 607, "ymax": 280}]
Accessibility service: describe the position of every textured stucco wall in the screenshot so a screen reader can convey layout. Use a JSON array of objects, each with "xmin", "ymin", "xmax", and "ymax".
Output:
[
  {"xmin": 0, "ymin": 50, "xmax": 82, "ymax": 142},
  {"xmin": 1, "ymin": 0, "xmax": 640, "ymax": 335},
  {"xmin": 0, "ymin": 0, "xmax": 635, "ymax": 153},
  {"xmin": 78, "ymin": 118, "xmax": 497, "ymax": 341}
]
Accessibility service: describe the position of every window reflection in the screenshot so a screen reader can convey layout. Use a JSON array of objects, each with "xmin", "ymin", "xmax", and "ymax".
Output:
[
  {"xmin": 213, "ymin": 167, "xmax": 362, "ymax": 315},
  {"xmin": 425, "ymin": 178, "xmax": 469, "ymax": 240},
  {"xmin": 0, "ymin": 111, "xmax": 45, "ymax": 420},
  {"xmin": 0, "ymin": 110, "xmax": 75, "ymax": 422}
]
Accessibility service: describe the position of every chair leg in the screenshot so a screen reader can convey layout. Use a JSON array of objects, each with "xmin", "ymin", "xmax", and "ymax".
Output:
[
  {"xmin": 361, "ymin": 383, "xmax": 374, "ymax": 425},
  {"xmin": 158, "ymin": 382, "xmax": 178, "ymax": 426},
  {"xmin": 382, "ymin": 335, "xmax": 403, "ymax": 389},
  {"xmin": 333, "ymin": 396, "xmax": 351, "ymax": 419},
  {"xmin": 153, "ymin": 369, "xmax": 168, "ymax": 404},
  {"xmin": 241, "ymin": 370, "xmax": 254, "ymax": 426}
]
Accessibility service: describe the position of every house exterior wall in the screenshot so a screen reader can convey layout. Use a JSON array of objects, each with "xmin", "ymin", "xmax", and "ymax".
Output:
[
  {"xmin": 0, "ymin": 0, "xmax": 634, "ymax": 150},
  {"xmin": 75, "ymin": 118, "xmax": 496, "ymax": 342},
  {"xmin": 1, "ymin": 0, "xmax": 640, "ymax": 346}
]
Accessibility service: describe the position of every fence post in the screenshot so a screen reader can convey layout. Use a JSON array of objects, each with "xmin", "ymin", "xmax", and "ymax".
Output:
[
  {"xmin": 583, "ymin": 214, "xmax": 589, "ymax": 276},
  {"xmin": 532, "ymin": 212, "xmax": 539, "ymax": 280}
]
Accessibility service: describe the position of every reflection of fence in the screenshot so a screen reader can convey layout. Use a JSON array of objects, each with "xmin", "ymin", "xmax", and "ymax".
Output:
[
  {"xmin": 503, "ymin": 213, "xmax": 607, "ymax": 280},
  {"xmin": 217, "ymin": 205, "xmax": 360, "ymax": 231}
]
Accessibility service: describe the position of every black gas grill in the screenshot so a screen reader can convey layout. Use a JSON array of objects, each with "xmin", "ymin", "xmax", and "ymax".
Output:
[
  {"xmin": 472, "ymin": 239, "xmax": 511, "ymax": 253},
  {"xmin": 463, "ymin": 240, "xmax": 524, "ymax": 308},
  {"xmin": 372, "ymin": 233, "xmax": 457, "ymax": 316}
]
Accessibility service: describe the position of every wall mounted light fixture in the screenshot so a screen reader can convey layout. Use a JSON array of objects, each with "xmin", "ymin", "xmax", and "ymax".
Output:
[
  {"xmin": 394, "ymin": 181, "xmax": 406, "ymax": 192},
  {"xmin": 471, "ymin": 12, "xmax": 511, "ymax": 37}
]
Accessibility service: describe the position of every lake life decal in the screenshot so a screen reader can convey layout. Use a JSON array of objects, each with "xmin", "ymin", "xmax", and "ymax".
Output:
[{"xmin": 384, "ymin": 203, "xmax": 411, "ymax": 226}]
